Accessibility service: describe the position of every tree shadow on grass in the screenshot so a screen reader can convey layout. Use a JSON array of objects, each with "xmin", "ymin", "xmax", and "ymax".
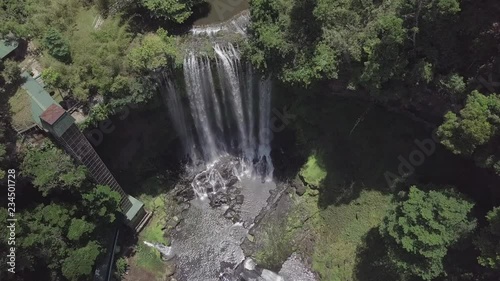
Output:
[
  {"xmin": 298, "ymin": 91, "xmax": 500, "ymax": 210},
  {"xmin": 354, "ymin": 227, "xmax": 399, "ymax": 281},
  {"xmin": 311, "ymin": 96, "xmax": 426, "ymax": 208}
]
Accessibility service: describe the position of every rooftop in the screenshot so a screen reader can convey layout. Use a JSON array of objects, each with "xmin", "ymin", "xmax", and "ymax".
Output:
[
  {"xmin": 20, "ymin": 72, "xmax": 58, "ymax": 127},
  {"xmin": 0, "ymin": 39, "xmax": 19, "ymax": 60},
  {"xmin": 40, "ymin": 104, "xmax": 66, "ymax": 125},
  {"xmin": 125, "ymin": 195, "xmax": 145, "ymax": 222}
]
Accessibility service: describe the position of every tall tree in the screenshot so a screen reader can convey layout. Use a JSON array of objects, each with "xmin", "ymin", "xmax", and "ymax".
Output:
[
  {"xmin": 380, "ymin": 186, "xmax": 476, "ymax": 280},
  {"xmin": 82, "ymin": 185, "xmax": 121, "ymax": 225},
  {"xmin": 127, "ymin": 28, "xmax": 181, "ymax": 73},
  {"xmin": 21, "ymin": 142, "xmax": 87, "ymax": 196},
  {"xmin": 43, "ymin": 28, "xmax": 72, "ymax": 63},
  {"xmin": 1, "ymin": 59, "xmax": 22, "ymax": 85},
  {"xmin": 139, "ymin": 0, "xmax": 205, "ymax": 23},
  {"xmin": 475, "ymin": 207, "xmax": 500, "ymax": 270},
  {"xmin": 62, "ymin": 241, "xmax": 101, "ymax": 281},
  {"xmin": 437, "ymin": 91, "xmax": 500, "ymax": 175}
]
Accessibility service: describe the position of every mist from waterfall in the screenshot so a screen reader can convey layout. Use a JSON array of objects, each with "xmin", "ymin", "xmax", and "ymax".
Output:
[{"xmin": 160, "ymin": 42, "xmax": 274, "ymax": 197}]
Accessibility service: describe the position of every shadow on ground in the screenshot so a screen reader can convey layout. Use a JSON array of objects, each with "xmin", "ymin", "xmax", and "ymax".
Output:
[
  {"xmin": 273, "ymin": 81, "xmax": 500, "ymax": 211},
  {"xmin": 354, "ymin": 228, "xmax": 398, "ymax": 281}
]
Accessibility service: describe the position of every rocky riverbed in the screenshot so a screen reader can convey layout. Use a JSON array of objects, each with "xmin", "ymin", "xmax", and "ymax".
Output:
[{"xmin": 157, "ymin": 156, "xmax": 318, "ymax": 281}]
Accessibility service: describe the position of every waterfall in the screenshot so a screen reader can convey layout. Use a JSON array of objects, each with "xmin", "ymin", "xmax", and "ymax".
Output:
[
  {"xmin": 161, "ymin": 42, "xmax": 274, "ymax": 197},
  {"xmin": 159, "ymin": 74, "xmax": 195, "ymax": 157},
  {"xmin": 143, "ymin": 241, "xmax": 174, "ymax": 260}
]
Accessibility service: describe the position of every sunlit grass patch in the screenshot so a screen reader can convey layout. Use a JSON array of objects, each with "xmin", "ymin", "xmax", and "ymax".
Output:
[
  {"xmin": 310, "ymin": 190, "xmax": 392, "ymax": 281},
  {"xmin": 133, "ymin": 242, "xmax": 165, "ymax": 275},
  {"xmin": 300, "ymin": 153, "xmax": 327, "ymax": 187}
]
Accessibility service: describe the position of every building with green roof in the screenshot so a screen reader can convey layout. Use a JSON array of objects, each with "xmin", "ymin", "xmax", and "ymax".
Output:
[
  {"xmin": 21, "ymin": 71, "xmax": 150, "ymax": 232},
  {"xmin": 0, "ymin": 39, "xmax": 18, "ymax": 60},
  {"xmin": 21, "ymin": 72, "xmax": 59, "ymax": 129}
]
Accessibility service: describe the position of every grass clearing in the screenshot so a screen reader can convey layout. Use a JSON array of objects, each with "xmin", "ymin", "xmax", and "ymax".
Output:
[
  {"xmin": 8, "ymin": 87, "xmax": 34, "ymax": 131},
  {"xmin": 300, "ymin": 153, "xmax": 327, "ymax": 187},
  {"xmin": 310, "ymin": 190, "xmax": 392, "ymax": 281}
]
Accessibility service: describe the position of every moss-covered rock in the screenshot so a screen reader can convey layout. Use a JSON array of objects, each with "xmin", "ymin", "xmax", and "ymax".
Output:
[{"xmin": 299, "ymin": 154, "xmax": 327, "ymax": 188}]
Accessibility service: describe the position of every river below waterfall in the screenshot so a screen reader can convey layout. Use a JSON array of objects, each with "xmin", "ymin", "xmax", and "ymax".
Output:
[
  {"xmin": 171, "ymin": 178, "xmax": 275, "ymax": 280},
  {"xmin": 192, "ymin": 0, "xmax": 249, "ymax": 26}
]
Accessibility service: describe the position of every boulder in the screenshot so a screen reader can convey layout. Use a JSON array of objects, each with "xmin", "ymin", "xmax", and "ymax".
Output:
[
  {"xmin": 247, "ymin": 234, "xmax": 255, "ymax": 243},
  {"xmin": 226, "ymin": 176, "xmax": 239, "ymax": 187},
  {"xmin": 223, "ymin": 208, "xmax": 237, "ymax": 219},
  {"xmin": 235, "ymin": 194, "xmax": 244, "ymax": 205},
  {"xmin": 292, "ymin": 176, "xmax": 307, "ymax": 196},
  {"xmin": 209, "ymin": 193, "xmax": 229, "ymax": 208}
]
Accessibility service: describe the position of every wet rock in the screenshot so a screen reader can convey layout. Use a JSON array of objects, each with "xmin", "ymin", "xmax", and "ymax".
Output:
[
  {"xmin": 227, "ymin": 176, "xmax": 239, "ymax": 187},
  {"xmin": 235, "ymin": 194, "xmax": 244, "ymax": 205},
  {"xmin": 175, "ymin": 222, "xmax": 183, "ymax": 231},
  {"xmin": 231, "ymin": 213, "xmax": 241, "ymax": 223},
  {"xmin": 223, "ymin": 208, "xmax": 237, "ymax": 219},
  {"xmin": 209, "ymin": 193, "xmax": 230, "ymax": 208},
  {"xmin": 180, "ymin": 202, "xmax": 191, "ymax": 210},
  {"xmin": 231, "ymin": 203, "xmax": 241, "ymax": 212},
  {"xmin": 247, "ymin": 234, "xmax": 255, "ymax": 243},
  {"xmin": 292, "ymin": 176, "xmax": 307, "ymax": 196},
  {"xmin": 243, "ymin": 221, "xmax": 252, "ymax": 228},
  {"xmin": 279, "ymin": 253, "xmax": 317, "ymax": 281},
  {"xmin": 173, "ymin": 183, "xmax": 195, "ymax": 203},
  {"xmin": 165, "ymin": 216, "xmax": 182, "ymax": 230}
]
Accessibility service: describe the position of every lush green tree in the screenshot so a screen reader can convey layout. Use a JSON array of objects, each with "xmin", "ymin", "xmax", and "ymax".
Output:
[
  {"xmin": 380, "ymin": 186, "xmax": 476, "ymax": 280},
  {"xmin": 0, "ymin": 0, "xmax": 30, "ymax": 37},
  {"xmin": 21, "ymin": 142, "xmax": 87, "ymax": 195},
  {"xmin": 247, "ymin": 0, "xmax": 469, "ymax": 92},
  {"xmin": 14, "ymin": 188, "xmax": 114, "ymax": 278},
  {"xmin": 475, "ymin": 207, "xmax": 500, "ymax": 270},
  {"xmin": 19, "ymin": 204, "xmax": 74, "ymax": 271},
  {"xmin": 115, "ymin": 257, "xmax": 128, "ymax": 278},
  {"xmin": 83, "ymin": 185, "xmax": 121, "ymax": 224},
  {"xmin": 438, "ymin": 73, "xmax": 466, "ymax": 96},
  {"xmin": 127, "ymin": 29, "xmax": 181, "ymax": 72},
  {"xmin": 66, "ymin": 17, "xmax": 132, "ymax": 99},
  {"xmin": 1, "ymin": 59, "xmax": 21, "ymax": 85},
  {"xmin": 62, "ymin": 241, "xmax": 101, "ymax": 281},
  {"xmin": 139, "ymin": 0, "xmax": 204, "ymax": 23},
  {"xmin": 437, "ymin": 91, "xmax": 500, "ymax": 174},
  {"xmin": 248, "ymin": 0, "xmax": 335, "ymax": 85},
  {"xmin": 43, "ymin": 28, "xmax": 71, "ymax": 62},
  {"xmin": 67, "ymin": 218, "xmax": 96, "ymax": 241},
  {"xmin": 41, "ymin": 67, "xmax": 64, "ymax": 90}
]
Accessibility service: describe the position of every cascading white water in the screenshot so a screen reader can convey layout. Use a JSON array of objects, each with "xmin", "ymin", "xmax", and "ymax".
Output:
[
  {"xmin": 161, "ymin": 42, "xmax": 274, "ymax": 198},
  {"xmin": 159, "ymin": 74, "xmax": 195, "ymax": 157}
]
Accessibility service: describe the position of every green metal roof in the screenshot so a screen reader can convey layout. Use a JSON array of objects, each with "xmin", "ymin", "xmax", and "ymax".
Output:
[
  {"xmin": 51, "ymin": 112, "xmax": 75, "ymax": 137},
  {"xmin": 0, "ymin": 39, "xmax": 18, "ymax": 60},
  {"xmin": 21, "ymin": 72, "xmax": 58, "ymax": 127},
  {"xmin": 125, "ymin": 195, "xmax": 144, "ymax": 222}
]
